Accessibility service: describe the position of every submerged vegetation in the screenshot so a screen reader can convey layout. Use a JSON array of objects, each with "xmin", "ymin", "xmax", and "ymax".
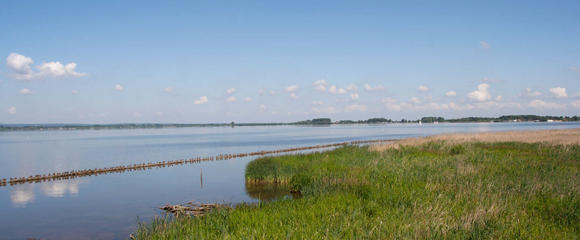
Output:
[{"xmin": 136, "ymin": 141, "xmax": 579, "ymax": 239}]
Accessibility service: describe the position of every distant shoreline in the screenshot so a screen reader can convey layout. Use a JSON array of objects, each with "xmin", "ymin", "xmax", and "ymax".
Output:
[{"xmin": 1, "ymin": 115, "xmax": 579, "ymax": 132}]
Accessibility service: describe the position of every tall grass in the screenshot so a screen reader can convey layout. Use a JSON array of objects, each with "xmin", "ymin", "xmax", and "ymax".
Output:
[{"xmin": 135, "ymin": 142, "xmax": 579, "ymax": 239}]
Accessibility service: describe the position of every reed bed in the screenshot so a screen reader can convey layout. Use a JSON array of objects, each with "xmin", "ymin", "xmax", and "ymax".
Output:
[
  {"xmin": 135, "ymin": 141, "xmax": 579, "ymax": 239},
  {"xmin": 0, "ymin": 139, "xmax": 393, "ymax": 187}
]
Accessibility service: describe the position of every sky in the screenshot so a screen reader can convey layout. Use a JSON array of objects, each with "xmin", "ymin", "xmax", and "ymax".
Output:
[{"xmin": 1, "ymin": 0, "xmax": 579, "ymax": 124}]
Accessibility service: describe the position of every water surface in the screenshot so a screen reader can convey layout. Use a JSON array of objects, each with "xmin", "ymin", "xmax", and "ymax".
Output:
[{"xmin": 0, "ymin": 122, "xmax": 578, "ymax": 239}]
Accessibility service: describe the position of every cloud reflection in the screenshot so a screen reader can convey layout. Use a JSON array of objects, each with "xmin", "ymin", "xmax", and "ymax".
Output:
[
  {"xmin": 10, "ymin": 184, "xmax": 35, "ymax": 208},
  {"xmin": 42, "ymin": 181, "xmax": 80, "ymax": 198}
]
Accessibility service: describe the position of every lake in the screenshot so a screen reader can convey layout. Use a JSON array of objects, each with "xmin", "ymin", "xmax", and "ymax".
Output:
[{"xmin": 0, "ymin": 122, "xmax": 578, "ymax": 239}]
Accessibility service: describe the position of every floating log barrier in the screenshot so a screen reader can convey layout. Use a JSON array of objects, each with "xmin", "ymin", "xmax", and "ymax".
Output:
[{"xmin": 0, "ymin": 139, "xmax": 393, "ymax": 187}]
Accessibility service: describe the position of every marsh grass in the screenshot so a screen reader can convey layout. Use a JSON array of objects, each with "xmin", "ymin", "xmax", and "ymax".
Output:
[{"xmin": 135, "ymin": 141, "xmax": 579, "ymax": 239}]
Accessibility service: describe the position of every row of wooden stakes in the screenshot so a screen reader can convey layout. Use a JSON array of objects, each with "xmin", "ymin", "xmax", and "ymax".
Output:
[{"xmin": 0, "ymin": 139, "xmax": 392, "ymax": 187}]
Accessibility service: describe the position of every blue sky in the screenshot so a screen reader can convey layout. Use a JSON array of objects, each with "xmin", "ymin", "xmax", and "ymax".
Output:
[{"xmin": 1, "ymin": 0, "xmax": 579, "ymax": 123}]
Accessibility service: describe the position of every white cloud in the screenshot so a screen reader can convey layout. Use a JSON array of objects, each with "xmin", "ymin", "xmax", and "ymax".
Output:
[
  {"xmin": 259, "ymin": 104, "xmax": 266, "ymax": 112},
  {"xmin": 285, "ymin": 85, "xmax": 298, "ymax": 92},
  {"xmin": 524, "ymin": 88, "xmax": 542, "ymax": 97},
  {"xmin": 244, "ymin": 97, "xmax": 252, "ymax": 102},
  {"xmin": 363, "ymin": 83, "xmax": 385, "ymax": 92},
  {"xmin": 114, "ymin": 84, "xmax": 124, "ymax": 91},
  {"xmin": 7, "ymin": 106, "xmax": 16, "ymax": 115},
  {"xmin": 549, "ymin": 87, "xmax": 567, "ymax": 98},
  {"xmin": 350, "ymin": 93, "xmax": 359, "ymax": 100},
  {"xmin": 71, "ymin": 90, "xmax": 79, "ymax": 94},
  {"xmin": 19, "ymin": 88, "xmax": 32, "ymax": 95},
  {"xmin": 382, "ymin": 98, "xmax": 401, "ymax": 111},
  {"xmin": 226, "ymin": 88, "xmax": 236, "ymax": 94},
  {"xmin": 6, "ymin": 53, "xmax": 33, "ymax": 74},
  {"xmin": 495, "ymin": 95, "xmax": 503, "ymax": 101},
  {"xmin": 410, "ymin": 97, "xmax": 421, "ymax": 104},
  {"xmin": 313, "ymin": 80, "xmax": 328, "ymax": 92},
  {"xmin": 445, "ymin": 91, "xmax": 456, "ymax": 97},
  {"xmin": 312, "ymin": 101, "xmax": 324, "ymax": 105},
  {"xmin": 345, "ymin": 104, "xmax": 367, "ymax": 112},
  {"xmin": 528, "ymin": 99, "xmax": 565, "ymax": 109},
  {"xmin": 328, "ymin": 85, "xmax": 347, "ymax": 94},
  {"xmin": 417, "ymin": 85, "xmax": 429, "ymax": 92},
  {"xmin": 346, "ymin": 84, "xmax": 358, "ymax": 91},
  {"xmin": 6, "ymin": 53, "xmax": 86, "ymax": 80},
  {"xmin": 194, "ymin": 96, "xmax": 208, "ymax": 105},
  {"xmin": 164, "ymin": 87, "xmax": 174, "ymax": 93},
  {"xmin": 480, "ymin": 41, "xmax": 490, "ymax": 49},
  {"xmin": 568, "ymin": 66, "xmax": 580, "ymax": 71},
  {"xmin": 468, "ymin": 83, "xmax": 491, "ymax": 102},
  {"xmin": 226, "ymin": 96, "xmax": 236, "ymax": 102},
  {"xmin": 571, "ymin": 100, "xmax": 580, "ymax": 109},
  {"xmin": 155, "ymin": 111, "xmax": 164, "ymax": 117},
  {"xmin": 290, "ymin": 92, "xmax": 297, "ymax": 99}
]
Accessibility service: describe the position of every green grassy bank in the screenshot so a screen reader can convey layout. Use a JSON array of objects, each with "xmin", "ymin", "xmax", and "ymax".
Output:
[{"xmin": 135, "ymin": 142, "xmax": 579, "ymax": 239}]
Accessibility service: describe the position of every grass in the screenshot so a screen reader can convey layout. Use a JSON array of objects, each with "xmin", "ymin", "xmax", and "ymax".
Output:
[{"xmin": 135, "ymin": 141, "xmax": 579, "ymax": 239}]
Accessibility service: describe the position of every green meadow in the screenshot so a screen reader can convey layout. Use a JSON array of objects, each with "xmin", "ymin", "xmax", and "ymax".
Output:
[{"xmin": 135, "ymin": 142, "xmax": 579, "ymax": 239}]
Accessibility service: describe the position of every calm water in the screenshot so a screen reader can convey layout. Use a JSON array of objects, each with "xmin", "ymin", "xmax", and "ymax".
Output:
[{"xmin": 0, "ymin": 122, "xmax": 578, "ymax": 239}]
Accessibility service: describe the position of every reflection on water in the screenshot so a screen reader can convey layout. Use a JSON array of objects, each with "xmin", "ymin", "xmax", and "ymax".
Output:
[
  {"xmin": 10, "ymin": 181, "xmax": 81, "ymax": 207},
  {"xmin": 10, "ymin": 184, "xmax": 34, "ymax": 208},
  {"xmin": 245, "ymin": 183, "xmax": 300, "ymax": 201},
  {"xmin": 42, "ymin": 181, "xmax": 80, "ymax": 198}
]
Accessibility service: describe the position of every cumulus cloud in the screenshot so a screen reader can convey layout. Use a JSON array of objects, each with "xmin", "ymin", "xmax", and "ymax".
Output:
[
  {"xmin": 495, "ymin": 95, "xmax": 503, "ymax": 101},
  {"xmin": 346, "ymin": 84, "xmax": 358, "ymax": 91},
  {"xmin": 571, "ymin": 100, "xmax": 580, "ymax": 109},
  {"xmin": 6, "ymin": 53, "xmax": 86, "ymax": 80},
  {"xmin": 259, "ymin": 104, "xmax": 266, "ymax": 112},
  {"xmin": 114, "ymin": 84, "xmax": 124, "ymax": 91},
  {"xmin": 313, "ymin": 80, "xmax": 327, "ymax": 92},
  {"xmin": 524, "ymin": 88, "xmax": 542, "ymax": 97},
  {"xmin": 364, "ymin": 83, "xmax": 384, "ymax": 92},
  {"xmin": 19, "ymin": 88, "xmax": 32, "ymax": 95},
  {"xmin": 410, "ymin": 97, "xmax": 421, "ymax": 104},
  {"xmin": 244, "ymin": 97, "xmax": 252, "ymax": 102},
  {"xmin": 468, "ymin": 83, "xmax": 491, "ymax": 102},
  {"xmin": 445, "ymin": 91, "xmax": 456, "ymax": 97},
  {"xmin": 71, "ymin": 90, "xmax": 79, "ymax": 94},
  {"xmin": 528, "ymin": 99, "xmax": 565, "ymax": 109},
  {"xmin": 226, "ymin": 88, "xmax": 236, "ymax": 94},
  {"xmin": 417, "ymin": 85, "xmax": 429, "ymax": 92},
  {"xmin": 226, "ymin": 96, "xmax": 236, "ymax": 102},
  {"xmin": 345, "ymin": 104, "xmax": 367, "ymax": 112},
  {"xmin": 285, "ymin": 85, "xmax": 298, "ymax": 92},
  {"xmin": 312, "ymin": 101, "xmax": 324, "ymax": 105},
  {"xmin": 7, "ymin": 106, "xmax": 16, "ymax": 115},
  {"xmin": 6, "ymin": 53, "xmax": 33, "ymax": 74},
  {"xmin": 382, "ymin": 97, "xmax": 401, "ymax": 111},
  {"xmin": 194, "ymin": 96, "xmax": 208, "ymax": 104},
  {"xmin": 328, "ymin": 85, "xmax": 347, "ymax": 94},
  {"xmin": 350, "ymin": 93, "xmax": 359, "ymax": 100},
  {"xmin": 480, "ymin": 41, "xmax": 490, "ymax": 49},
  {"xmin": 164, "ymin": 87, "xmax": 174, "ymax": 93},
  {"xmin": 289, "ymin": 92, "xmax": 297, "ymax": 99},
  {"xmin": 549, "ymin": 87, "xmax": 567, "ymax": 98}
]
